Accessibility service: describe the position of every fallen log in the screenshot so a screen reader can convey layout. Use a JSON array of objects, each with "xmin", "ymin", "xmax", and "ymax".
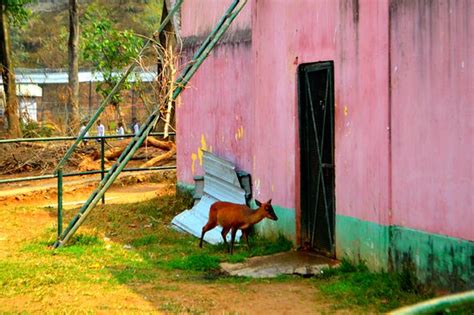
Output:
[
  {"xmin": 104, "ymin": 136, "xmax": 174, "ymax": 160},
  {"xmin": 140, "ymin": 146, "xmax": 176, "ymax": 168}
]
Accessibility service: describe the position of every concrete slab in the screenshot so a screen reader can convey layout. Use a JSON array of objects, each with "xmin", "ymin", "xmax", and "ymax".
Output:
[{"xmin": 220, "ymin": 251, "xmax": 339, "ymax": 278}]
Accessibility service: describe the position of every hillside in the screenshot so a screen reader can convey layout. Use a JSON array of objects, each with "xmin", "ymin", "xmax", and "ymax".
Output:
[{"xmin": 12, "ymin": 0, "xmax": 164, "ymax": 68}]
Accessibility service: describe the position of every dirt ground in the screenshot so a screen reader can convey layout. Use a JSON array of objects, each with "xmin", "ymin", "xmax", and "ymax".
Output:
[{"xmin": 0, "ymin": 172, "xmax": 354, "ymax": 314}]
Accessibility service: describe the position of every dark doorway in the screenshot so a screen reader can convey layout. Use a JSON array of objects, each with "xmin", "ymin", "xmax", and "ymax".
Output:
[{"xmin": 298, "ymin": 61, "xmax": 335, "ymax": 257}]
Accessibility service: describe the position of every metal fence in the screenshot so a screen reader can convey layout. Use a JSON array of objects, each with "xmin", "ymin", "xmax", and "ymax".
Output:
[
  {"xmin": 0, "ymin": 132, "xmax": 176, "ymax": 185},
  {"xmin": 1, "ymin": 79, "xmax": 165, "ymax": 136}
]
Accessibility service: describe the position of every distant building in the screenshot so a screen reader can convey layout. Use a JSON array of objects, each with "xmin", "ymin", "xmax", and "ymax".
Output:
[
  {"xmin": 0, "ymin": 83, "xmax": 42, "ymax": 124},
  {"xmin": 1, "ymin": 69, "xmax": 157, "ymax": 133},
  {"xmin": 17, "ymin": 84, "xmax": 42, "ymax": 122}
]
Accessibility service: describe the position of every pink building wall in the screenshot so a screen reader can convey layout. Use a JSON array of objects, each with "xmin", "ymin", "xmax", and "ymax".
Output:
[
  {"xmin": 180, "ymin": 0, "xmax": 251, "ymax": 37},
  {"xmin": 390, "ymin": 0, "xmax": 473, "ymax": 241},
  {"xmin": 177, "ymin": 1, "xmax": 253, "ymax": 182},
  {"xmin": 177, "ymin": 0, "xmax": 472, "ymax": 243},
  {"xmin": 252, "ymin": 0, "xmax": 391, "ymax": 231}
]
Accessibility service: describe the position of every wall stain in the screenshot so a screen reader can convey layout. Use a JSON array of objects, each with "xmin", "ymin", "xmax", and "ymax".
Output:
[{"xmin": 191, "ymin": 153, "xmax": 197, "ymax": 175}]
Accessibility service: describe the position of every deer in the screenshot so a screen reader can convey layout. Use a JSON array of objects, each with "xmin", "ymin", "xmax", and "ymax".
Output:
[{"xmin": 199, "ymin": 199, "xmax": 278, "ymax": 254}]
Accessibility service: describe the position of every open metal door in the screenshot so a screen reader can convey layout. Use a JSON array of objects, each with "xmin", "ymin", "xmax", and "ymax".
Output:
[{"xmin": 298, "ymin": 61, "xmax": 335, "ymax": 257}]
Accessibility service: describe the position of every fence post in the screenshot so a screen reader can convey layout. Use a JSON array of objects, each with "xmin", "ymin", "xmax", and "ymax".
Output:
[
  {"xmin": 100, "ymin": 137, "xmax": 105, "ymax": 205},
  {"xmin": 57, "ymin": 168, "xmax": 63, "ymax": 238}
]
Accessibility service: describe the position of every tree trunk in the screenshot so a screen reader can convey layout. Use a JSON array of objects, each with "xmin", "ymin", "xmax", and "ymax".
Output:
[
  {"xmin": 113, "ymin": 101, "xmax": 126, "ymax": 132},
  {"xmin": 0, "ymin": 4, "xmax": 22, "ymax": 138},
  {"xmin": 67, "ymin": 0, "xmax": 80, "ymax": 135}
]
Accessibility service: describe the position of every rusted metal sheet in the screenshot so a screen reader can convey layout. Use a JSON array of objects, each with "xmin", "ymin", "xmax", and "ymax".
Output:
[{"xmin": 172, "ymin": 151, "xmax": 244, "ymax": 244}]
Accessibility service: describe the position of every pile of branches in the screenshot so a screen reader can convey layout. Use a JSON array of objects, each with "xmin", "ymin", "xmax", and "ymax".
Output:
[
  {"xmin": 0, "ymin": 136, "xmax": 175, "ymax": 175},
  {"xmin": 77, "ymin": 136, "xmax": 175, "ymax": 171},
  {"xmin": 0, "ymin": 142, "xmax": 70, "ymax": 175}
]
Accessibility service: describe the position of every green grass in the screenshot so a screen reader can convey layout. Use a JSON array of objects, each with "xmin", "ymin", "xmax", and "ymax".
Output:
[
  {"xmin": 313, "ymin": 259, "xmax": 434, "ymax": 312},
  {"xmin": 131, "ymin": 234, "xmax": 159, "ymax": 247},
  {"xmin": 36, "ymin": 191, "xmax": 293, "ymax": 285},
  {"xmin": 1, "ymin": 190, "xmax": 443, "ymax": 313},
  {"xmin": 168, "ymin": 254, "xmax": 221, "ymax": 271}
]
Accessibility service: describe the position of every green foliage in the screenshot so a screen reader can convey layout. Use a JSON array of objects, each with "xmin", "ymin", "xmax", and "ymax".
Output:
[
  {"xmin": 20, "ymin": 120, "xmax": 53, "ymax": 138},
  {"xmin": 131, "ymin": 0, "xmax": 164, "ymax": 34},
  {"xmin": 3, "ymin": 0, "xmax": 33, "ymax": 27},
  {"xmin": 314, "ymin": 259, "xmax": 433, "ymax": 312},
  {"xmin": 81, "ymin": 7, "xmax": 143, "ymax": 105}
]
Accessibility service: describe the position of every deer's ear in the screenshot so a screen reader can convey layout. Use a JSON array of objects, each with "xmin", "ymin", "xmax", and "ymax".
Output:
[
  {"xmin": 255, "ymin": 199, "xmax": 262, "ymax": 207},
  {"xmin": 267, "ymin": 199, "xmax": 272, "ymax": 204}
]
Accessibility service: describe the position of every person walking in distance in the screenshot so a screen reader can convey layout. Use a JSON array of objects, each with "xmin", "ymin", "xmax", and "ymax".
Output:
[
  {"xmin": 79, "ymin": 121, "xmax": 89, "ymax": 145},
  {"xmin": 96, "ymin": 119, "xmax": 105, "ymax": 142},
  {"xmin": 116, "ymin": 122, "xmax": 125, "ymax": 140},
  {"xmin": 132, "ymin": 117, "xmax": 140, "ymax": 135}
]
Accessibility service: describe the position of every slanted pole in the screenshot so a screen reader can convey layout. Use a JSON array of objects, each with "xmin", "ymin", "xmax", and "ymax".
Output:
[
  {"xmin": 53, "ymin": 0, "xmax": 249, "ymax": 248},
  {"xmin": 57, "ymin": 168, "xmax": 63, "ymax": 238}
]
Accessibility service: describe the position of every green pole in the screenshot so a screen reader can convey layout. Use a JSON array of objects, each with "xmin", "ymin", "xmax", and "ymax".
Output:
[
  {"xmin": 57, "ymin": 168, "xmax": 63, "ymax": 238},
  {"xmin": 389, "ymin": 290, "xmax": 474, "ymax": 314},
  {"xmin": 100, "ymin": 137, "xmax": 105, "ymax": 205},
  {"xmin": 54, "ymin": 114, "xmax": 161, "ymax": 248},
  {"xmin": 53, "ymin": 0, "xmax": 249, "ymax": 248}
]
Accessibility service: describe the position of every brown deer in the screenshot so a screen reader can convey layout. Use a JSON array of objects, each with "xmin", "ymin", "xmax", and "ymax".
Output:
[{"xmin": 199, "ymin": 199, "xmax": 278, "ymax": 254}]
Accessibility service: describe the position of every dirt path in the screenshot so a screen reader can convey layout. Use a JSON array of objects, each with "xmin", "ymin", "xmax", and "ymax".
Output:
[{"xmin": 0, "ymin": 171, "xmax": 172, "ymax": 207}]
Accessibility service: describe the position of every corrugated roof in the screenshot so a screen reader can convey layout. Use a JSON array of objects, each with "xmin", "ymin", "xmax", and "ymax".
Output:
[{"xmin": 0, "ymin": 69, "xmax": 157, "ymax": 85}]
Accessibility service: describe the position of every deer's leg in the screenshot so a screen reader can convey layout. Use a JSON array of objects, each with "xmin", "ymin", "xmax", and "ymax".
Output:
[
  {"xmin": 199, "ymin": 221, "xmax": 217, "ymax": 248},
  {"xmin": 221, "ymin": 226, "xmax": 230, "ymax": 252},
  {"xmin": 230, "ymin": 228, "xmax": 238, "ymax": 255},
  {"xmin": 242, "ymin": 228, "xmax": 251, "ymax": 250}
]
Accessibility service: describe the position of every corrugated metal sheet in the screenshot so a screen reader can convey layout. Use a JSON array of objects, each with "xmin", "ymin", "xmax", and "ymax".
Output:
[
  {"xmin": 171, "ymin": 150, "xmax": 245, "ymax": 244},
  {"xmin": 0, "ymin": 69, "xmax": 156, "ymax": 85}
]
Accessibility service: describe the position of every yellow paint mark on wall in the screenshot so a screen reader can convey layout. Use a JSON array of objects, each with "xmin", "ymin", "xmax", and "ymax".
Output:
[
  {"xmin": 271, "ymin": 184, "xmax": 275, "ymax": 192},
  {"xmin": 197, "ymin": 134, "xmax": 208, "ymax": 166},
  {"xmin": 344, "ymin": 106, "xmax": 349, "ymax": 116},
  {"xmin": 191, "ymin": 153, "xmax": 197, "ymax": 175},
  {"xmin": 234, "ymin": 126, "xmax": 244, "ymax": 141}
]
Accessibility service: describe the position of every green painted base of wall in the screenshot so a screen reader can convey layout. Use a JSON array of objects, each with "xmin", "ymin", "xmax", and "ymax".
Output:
[
  {"xmin": 176, "ymin": 181, "xmax": 195, "ymax": 198},
  {"xmin": 336, "ymin": 214, "xmax": 474, "ymax": 291},
  {"xmin": 390, "ymin": 226, "xmax": 474, "ymax": 290},
  {"xmin": 254, "ymin": 205, "xmax": 296, "ymax": 243},
  {"xmin": 336, "ymin": 215, "xmax": 390, "ymax": 271}
]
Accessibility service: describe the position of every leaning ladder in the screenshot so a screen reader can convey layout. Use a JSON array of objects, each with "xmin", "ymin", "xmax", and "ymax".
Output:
[{"xmin": 53, "ymin": 0, "xmax": 248, "ymax": 248}]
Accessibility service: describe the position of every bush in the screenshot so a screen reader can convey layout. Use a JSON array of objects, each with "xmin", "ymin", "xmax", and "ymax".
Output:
[{"xmin": 20, "ymin": 120, "xmax": 54, "ymax": 138}]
